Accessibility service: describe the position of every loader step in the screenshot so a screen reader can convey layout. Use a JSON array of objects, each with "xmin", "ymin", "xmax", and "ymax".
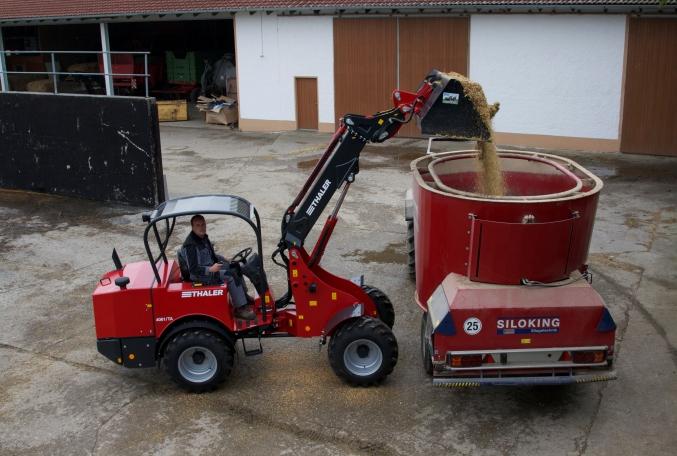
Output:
[{"xmin": 241, "ymin": 335, "xmax": 263, "ymax": 356}]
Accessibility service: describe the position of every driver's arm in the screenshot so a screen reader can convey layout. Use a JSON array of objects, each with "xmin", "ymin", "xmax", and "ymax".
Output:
[{"xmin": 215, "ymin": 254, "xmax": 230, "ymax": 264}]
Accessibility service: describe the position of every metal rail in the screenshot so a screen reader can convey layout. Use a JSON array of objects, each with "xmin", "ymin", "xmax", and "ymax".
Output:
[{"xmin": 0, "ymin": 50, "xmax": 151, "ymax": 97}]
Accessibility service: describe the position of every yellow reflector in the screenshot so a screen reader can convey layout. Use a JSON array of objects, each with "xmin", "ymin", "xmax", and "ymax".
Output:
[
  {"xmin": 128, "ymin": 353, "xmax": 135, "ymax": 360},
  {"xmin": 309, "ymin": 300, "xmax": 317, "ymax": 307},
  {"xmin": 521, "ymin": 338, "xmax": 531, "ymax": 344},
  {"xmin": 265, "ymin": 295, "xmax": 270, "ymax": 304},
  {"xmin": 288, "ymin": 320, "xmax": 293, "ymax": 327},
  {"xmin": 116, "ymin": 357, "xmax": 122, "ymax": 364},
  {"xmin": 331, "ymin": 292, "xmax": 337, "ymax": 301},
  {"xmin": 305, "ymin": 326, "xmax": 311, "ymax": 332},
  {"xmin": 292, "ymin": 270, "xmax": 298, "ymax": 278},
  {"xmin": 298, "ymin": 315, "xmax": 304, "ymax": 320}
]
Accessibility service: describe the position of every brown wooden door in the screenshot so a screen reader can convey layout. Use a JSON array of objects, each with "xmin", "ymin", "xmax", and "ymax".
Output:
[
  {"xmin": 333, "ymin": 17, "xmax": 469, "ymax": 137},
  {"xmin": 621, "ymin": 18, "xmax": 677, "ymax": 156},
  {"xmin": 333, "ymin": 18, "xmax": 397, "ymax": 128},
  {"xmin": 398, "ymin": 17, "xmax": 470, "ymax": 137},
  {"xmin": 296, "ymin": 77, "xmax": 318, "ymax": 130}
]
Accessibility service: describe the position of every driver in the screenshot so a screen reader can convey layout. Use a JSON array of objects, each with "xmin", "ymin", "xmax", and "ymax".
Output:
[{"xmin": 182, "ymin": 214, "xmax": 256, "ymax": 320}]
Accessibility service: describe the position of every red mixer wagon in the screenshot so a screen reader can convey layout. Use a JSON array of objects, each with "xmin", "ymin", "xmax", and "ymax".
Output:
[{"xmin": 408, "ymin": 150, "xmax": 617, "ymax": 386}]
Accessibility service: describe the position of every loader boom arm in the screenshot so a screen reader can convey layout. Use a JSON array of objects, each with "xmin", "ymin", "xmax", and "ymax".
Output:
[
  {"xmin": 277, "ymin": 69, "xmax": 490, "ymax": 253},
  {"xmin": 282, "ymin": 105, "xmax": 412, "ymax": 248}
]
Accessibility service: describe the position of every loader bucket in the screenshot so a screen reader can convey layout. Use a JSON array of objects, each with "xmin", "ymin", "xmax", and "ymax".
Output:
[{"xmin": 417, "ymin": 70, "xmax": 493, "ymax": 141}]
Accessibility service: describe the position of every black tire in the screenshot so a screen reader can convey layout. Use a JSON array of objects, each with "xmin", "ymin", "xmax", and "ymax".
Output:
[
  {"xmin": 328, "ymin": 317, "xmax": 398, "ymax": 386},
  {"xmin": 420, "ymin": 312, "xmax": 433, "ymax": 376},
  {"xmin": 406, "ymin": 219, "xmax": 416, "ymax": 279},
  {"xmin": 163, "ymin": 329, "xmax": 234, "ymax": 393},
  {"xmin": 362, "ymin": 285, "xmax": 395, "ymax": 329}
]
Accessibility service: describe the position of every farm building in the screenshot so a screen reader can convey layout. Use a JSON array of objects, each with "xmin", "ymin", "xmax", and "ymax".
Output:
[{"xmin": 0, "ymin": 1, "xmax": 675, "ymax": 155}]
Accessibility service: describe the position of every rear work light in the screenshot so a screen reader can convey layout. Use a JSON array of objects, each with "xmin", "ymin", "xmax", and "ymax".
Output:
[
  {"xmin": 572, "ymin": 351, "xmax": 606, "ymax": 364},
  {"xmin": 449, "ymin": 354, "xmax": 483, "ymax": 367}
]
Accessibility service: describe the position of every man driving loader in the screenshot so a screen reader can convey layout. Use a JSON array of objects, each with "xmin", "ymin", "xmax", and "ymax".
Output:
[{"xmin": 180, "ymin": 214, "xmax": 256, "ymax": 320}]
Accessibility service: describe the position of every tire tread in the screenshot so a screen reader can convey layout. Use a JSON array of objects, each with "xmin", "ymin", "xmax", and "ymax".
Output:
[
  {"xmin": 163, "ymin": 329, "xmax": 234, "ymax": 393},
  {"xmin": 328, "ymin": 317, "xmax": 398, "ymax": 386}
]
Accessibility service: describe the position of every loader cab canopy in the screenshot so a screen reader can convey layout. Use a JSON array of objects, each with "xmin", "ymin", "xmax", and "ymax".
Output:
[
  {"xmin": 142, "ymin": 194, "xmax": 264, "ymax": 284},
  {"xmin": 148, "ymin": 195, "xmax": 257, "ymax": 225}
]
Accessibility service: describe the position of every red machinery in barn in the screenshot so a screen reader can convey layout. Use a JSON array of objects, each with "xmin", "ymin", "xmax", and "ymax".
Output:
[{"xmin": 408, "ymin": 150, "xmax": 617, "ymax": 386}]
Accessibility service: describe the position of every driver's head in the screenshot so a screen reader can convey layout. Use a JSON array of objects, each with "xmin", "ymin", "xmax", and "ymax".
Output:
[{"xmin": 190, "ymin": 214, "xmax": 207, "ymax": 238}]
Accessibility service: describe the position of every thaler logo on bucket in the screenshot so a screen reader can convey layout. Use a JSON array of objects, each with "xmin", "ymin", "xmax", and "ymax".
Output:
[
  {"xmin": 181, "ymin": 290, "xmax": 224, "ymax": 298},
  {"xmin": 497, "ymin": 317, "xmax": 560, "ymax": 335}
]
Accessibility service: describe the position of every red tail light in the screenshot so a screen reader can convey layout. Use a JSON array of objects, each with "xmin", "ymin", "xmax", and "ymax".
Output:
[
  {"xmin": 483, "ymin": 354, "xmax": 495, "ymax": 364},
  {"xmin": 559, "ymin": 351, "xmax": 571, "ymax": 362},
  {"xmin": 450, "ymin": 354, "xmax": 483, "ymax": 367},
  {"xmin": 572, "ymin": 351, "xmax": 606, "ymax": 364}
]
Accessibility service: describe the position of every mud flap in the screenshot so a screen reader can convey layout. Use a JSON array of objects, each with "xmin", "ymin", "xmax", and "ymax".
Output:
[{"xmin": 324, "ymin": 303, "xmax": 364, "ymax": 336}]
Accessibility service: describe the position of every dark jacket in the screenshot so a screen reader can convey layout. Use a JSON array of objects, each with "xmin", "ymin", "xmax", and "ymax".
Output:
[{"xmin": 182, "ymin": 231, "xmax": 220, "ymax": 284}]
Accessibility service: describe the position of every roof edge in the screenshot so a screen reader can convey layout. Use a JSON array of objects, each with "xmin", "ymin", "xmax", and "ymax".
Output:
[{"xmin": 1, "ymin": 4, "xmax": 676, "ymax": 26}]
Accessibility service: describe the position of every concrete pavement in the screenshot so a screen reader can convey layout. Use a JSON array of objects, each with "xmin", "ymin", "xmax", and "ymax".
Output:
[{"xmin": 1, "ymin": 125, "xmax": 676, "ymax": 455}]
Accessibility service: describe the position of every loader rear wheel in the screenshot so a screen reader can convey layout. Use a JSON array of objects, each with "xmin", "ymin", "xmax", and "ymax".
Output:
[
  {"xmin": 362, "ymin": 285, "xmax": 395, "ymax": 329},
  {"xmin": 164, "ymin": 329, "xmax": 234, "ymax": 393},
  {"xmin": 329, "ymin": 317, "xmax": 398, "ymax": 386},
  {"xmin": 420, "ymin": 312, "xmax": 433, "ymax": 376},
  {"xmin": 406, "ymin": 220, "xmax": 415, "ymax": 279}
]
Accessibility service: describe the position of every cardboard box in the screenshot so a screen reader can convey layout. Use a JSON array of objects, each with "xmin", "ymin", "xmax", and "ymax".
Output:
[
  {"xmin": 206, "ymin": 104, "xmax": 238, "ymax": 125},
  {"xmin": 157, "ymin": 100, "xmax": 188, "ymax": 122}
]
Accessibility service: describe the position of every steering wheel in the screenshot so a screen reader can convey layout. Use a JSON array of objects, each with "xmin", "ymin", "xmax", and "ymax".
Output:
[{"xmin": 230, "ymin": 247, "xmax": 252, "ymax": 266}]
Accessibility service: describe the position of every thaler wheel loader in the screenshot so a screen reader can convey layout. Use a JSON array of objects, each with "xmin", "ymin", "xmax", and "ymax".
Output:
[{"xmin": 92, "ymin": 70, "xmax": 490, "ymax": 391}]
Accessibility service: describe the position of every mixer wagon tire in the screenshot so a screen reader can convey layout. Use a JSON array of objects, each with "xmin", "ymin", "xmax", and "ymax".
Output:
[
  {"xmin": 164, "ymin": 329, "xmax": 234, "ymax": 393},
  {"xmin": 407, "ymin": 220, "xmax": 415, "ymax": 279},
  {"xmin": 362, "ymin": 285, "xmax": 395, "ymax": 329},
  {"xmin": 420, "ymin": 313, "xmax": 433, "ymax": 376},
  {"xmin": 329, "ymin": 317, "xmax": 398, "ymax": 386}
]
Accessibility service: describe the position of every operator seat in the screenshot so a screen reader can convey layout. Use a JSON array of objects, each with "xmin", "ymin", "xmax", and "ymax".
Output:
[{"xmin": 176, "ymin": 247, "xmax": 191, "ymax": 282}]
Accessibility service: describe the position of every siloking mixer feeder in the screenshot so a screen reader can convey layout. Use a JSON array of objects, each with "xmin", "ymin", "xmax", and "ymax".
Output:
[{"xmin": 409, "ymin": 150, "xmax": 617, "ymax": 386}]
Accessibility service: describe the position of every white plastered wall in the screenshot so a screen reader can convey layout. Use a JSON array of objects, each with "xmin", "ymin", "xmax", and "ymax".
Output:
[
  {"xmin": 469, "ymin": 15, "xmax": 626, "ymax": 140},
  {"xmin": 235, "ymin": 13, "xmax": 334, "ymax": 128}
]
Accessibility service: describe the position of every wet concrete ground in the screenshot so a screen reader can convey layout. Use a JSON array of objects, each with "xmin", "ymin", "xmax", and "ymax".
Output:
[{"xmin": 1, "ymin": 126, "xmax": 676, "ymax": 455}]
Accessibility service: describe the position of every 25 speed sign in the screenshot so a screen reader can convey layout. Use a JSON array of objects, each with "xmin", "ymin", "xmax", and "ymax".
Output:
[{"xmin": 463, "ymin": 317, "xmax": 482, "ymax": 335}]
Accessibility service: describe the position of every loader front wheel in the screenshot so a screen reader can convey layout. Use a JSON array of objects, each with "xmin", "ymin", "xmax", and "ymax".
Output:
[
  {"xmin": 164, "ymin": 329, "xmax": 234, "ymax": 393},
  {"xmin": 329, "ymin": 317, "xmax": 398, "ymax": 386},
  {"xmin": 362, "ymin": 285, "xmax": 395, "ymax": 329}
]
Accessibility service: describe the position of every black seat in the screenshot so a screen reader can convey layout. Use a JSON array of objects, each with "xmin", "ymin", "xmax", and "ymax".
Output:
[{"xmin": 177, "ymin": 247, "xmax": 191, "ymax": 281}]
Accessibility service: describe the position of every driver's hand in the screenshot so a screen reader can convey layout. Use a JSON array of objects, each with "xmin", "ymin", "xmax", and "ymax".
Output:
[{"xmin": 208, "ymin": 263, "xmax": 222, "ymax": 273}]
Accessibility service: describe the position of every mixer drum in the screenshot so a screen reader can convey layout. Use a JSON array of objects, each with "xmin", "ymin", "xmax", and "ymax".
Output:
[{"xmin": 411, "ymin": 150, "xmax": 603, "ymax": 305}]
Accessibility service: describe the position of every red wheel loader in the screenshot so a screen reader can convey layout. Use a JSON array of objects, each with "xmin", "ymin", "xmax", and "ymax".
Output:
[{"xmin": 92, "ymin": 69, "xmax": 484, "ymax": 392}]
